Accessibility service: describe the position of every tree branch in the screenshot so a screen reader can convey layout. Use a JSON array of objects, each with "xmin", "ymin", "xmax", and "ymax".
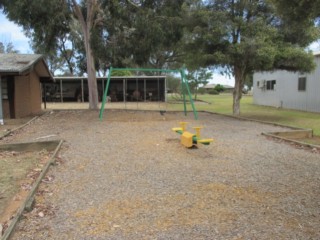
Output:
[
  {"xmin": 126, "ymin": 0, "xmax": 141, "ymax": 8},
  {"xmin": 70, "ymin": 0, "xmax": 86, "ymax": 29}
]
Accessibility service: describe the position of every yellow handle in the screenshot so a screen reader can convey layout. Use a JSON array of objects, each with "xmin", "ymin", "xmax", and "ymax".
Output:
[
  {"xmin": 179, "ymin": 122, "xmax": 188, "ymax": 132},
  {"xmin": 193, "ymin": 126, "xmax": 203, "ymax": 138}
]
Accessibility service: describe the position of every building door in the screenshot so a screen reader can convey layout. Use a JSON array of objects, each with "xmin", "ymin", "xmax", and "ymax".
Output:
[{"xmin": 7, "ymin": 76, "xmax": 15, "ymax": 118}]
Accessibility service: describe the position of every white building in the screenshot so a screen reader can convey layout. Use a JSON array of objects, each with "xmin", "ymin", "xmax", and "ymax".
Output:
[{"xmin": 253, "ymin": 52, "xmax": 320, "ymax": 113}]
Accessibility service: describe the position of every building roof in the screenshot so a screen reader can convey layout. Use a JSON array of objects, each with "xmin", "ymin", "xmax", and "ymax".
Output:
[
  {"xmin": 204, "ymin": 83, "xmax": 234, "ymax": 89},
  {"xmin": 54, "ymin": 76, "xmax": 166, "ymax": 80},
  {"xmin": 203, "ymin": 83, "xmax": 216, "ymax": 89},
  {"xmin": 0, "ymin": 53, "xmax": 53, "ymax": 81},
  {"xmin": 313, "ymin": 51, "xmax": 320, "ymax": 57},
  {"xmin": 223, "ymin": 84, "xmax": 234, "ymax": 89}
]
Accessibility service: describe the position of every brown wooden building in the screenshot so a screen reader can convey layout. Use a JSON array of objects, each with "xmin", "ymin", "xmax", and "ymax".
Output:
[{"xmin": 0, "ymin": 54, "xmax": 53, "ymax": 119}]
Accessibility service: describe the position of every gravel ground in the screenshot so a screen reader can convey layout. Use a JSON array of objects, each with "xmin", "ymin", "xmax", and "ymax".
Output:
[{"xmin": 2, "ymin": 110, "xmax": 320, "ymax": 240}]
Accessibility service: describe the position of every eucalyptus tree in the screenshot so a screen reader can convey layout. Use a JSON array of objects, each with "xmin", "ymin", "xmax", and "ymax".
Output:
[
  {"xmin": 186, "ymin": 68, "xmax": 212, "ymax": 100},
  {"xmin": 92, "ymin": 0, "xmax": 186, "ymax": 71},
  {"xmin": 183, "ymin": 0, "xmax": 317, "ymax": 115},
  {"xmin": 130, "ymin": 0, "xmax": 186, "ymax": 69},
  {"xmin": 1, "ymin": 0, "xmax": 105, "ymax": 109},
  {"xmin": 273, "ymin": 0, "xmax": 320, "ymax": 22}
]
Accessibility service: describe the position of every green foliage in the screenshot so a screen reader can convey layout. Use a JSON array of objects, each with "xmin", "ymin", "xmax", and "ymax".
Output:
[
  {"xmin": 166, "ymin": 75, "xmax": 181, "ymax": 93},
  {"xmin": 208, "ymin": 89, "xmax": 219, "ymax": 95},
  {"xmin": 111, "ymin": 69, "xmax": 133, "ymax": 76},
  {"xmin": 126, "ymin": 0, "xmax": 186, "ymax": 69},
  {"xmin": 198, "ymin": 87, "xmax": 206, "ymax": 95},
  {"xmin": 186, "ymin": 68, "xmax": 212, "ymax": 99},
  {"xmin": 214, "ymin": 84, "xmax": 225, "ymax": 93},
  {"xmin": 245, "ymin": 74, "xmax": 253, "ymax": 89},
  {"xmin": 182, "ymin": 0, "xmax": 318, "ymax": 115},
  {"xmin": 89, "ymin": 0, "xmax": 187, "ymax": 70},
  {"xmin": 2, "ymin": 0, "xmax": 71, "ymax": 52},
  {"xmin": 271, "ymin": 0, "xmax": 320, "ymax": 46}
]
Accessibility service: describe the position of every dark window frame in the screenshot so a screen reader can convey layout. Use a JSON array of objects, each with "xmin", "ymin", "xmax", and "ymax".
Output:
[
  {"xmin": 266, "ymin": 80, "xmax": 276, "ymax": 90},
  {"xmin": 1, "ymin": 77, "xmax": 8, "ymax": 100},
  {"xmin": 298, "ymin": 77, "xmax": 307, "ymax": 91}
]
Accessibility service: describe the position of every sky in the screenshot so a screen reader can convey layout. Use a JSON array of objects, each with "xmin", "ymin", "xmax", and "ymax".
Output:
[
  {"xmin": 0, "ymin": 12, "xmax": 32, "ymax": 53},
  {"xmin": 1, "ymin": 11, "xmax": 320, "ymax": 86}
]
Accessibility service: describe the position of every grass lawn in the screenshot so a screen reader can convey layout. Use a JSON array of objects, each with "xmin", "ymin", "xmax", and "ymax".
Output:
[{"xmin": 167, "ymin": 94, "xmax": 320, "ymax": 137}]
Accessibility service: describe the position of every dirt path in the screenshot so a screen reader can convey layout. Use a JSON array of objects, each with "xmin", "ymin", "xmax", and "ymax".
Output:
[{"xmin": 2, "ymin": 110, "xmax": 319, "ymax": 239}]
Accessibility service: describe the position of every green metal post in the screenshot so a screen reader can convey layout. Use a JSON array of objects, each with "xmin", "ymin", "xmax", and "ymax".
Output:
[
  {"xmin": 180, "ymin": 69, "xmax": 187, "ymax": 116},
  {"xmin": 182, "ymin": 67, "xmax": 198, "ymax": 120},
  {"xmin": 99, "ymin": 67, "xmax": 113, "ymax": 120}
]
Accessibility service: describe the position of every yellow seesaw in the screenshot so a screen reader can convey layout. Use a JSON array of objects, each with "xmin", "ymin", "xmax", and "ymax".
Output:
[{"xmin": 172, "ymin": 122, "xmax": 214, "ymax": 148}]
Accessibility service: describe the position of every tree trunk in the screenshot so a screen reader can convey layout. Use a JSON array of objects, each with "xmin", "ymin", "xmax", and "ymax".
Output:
[
  {"xmin": 72, "ymin": 0, "xmax": 99, "ymax": 109},
  {"xmin": 232, "ymin": 65, "xmax": 245, "ymax": 115},
  {"xmin": 83, "ymin": 26, "xmax": 99, "ymax": 109}
]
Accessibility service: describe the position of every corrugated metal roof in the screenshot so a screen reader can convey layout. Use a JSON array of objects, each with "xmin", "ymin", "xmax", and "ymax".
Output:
[
  {"xmin": 313, "ymin": 51, "xmax": 320, "ymax": 57},
  {"xmin": 204, "ymin": 84, "xmax": 216, "ymax": 89},
  {"xmin": 54, "ymin": 76, "xmax": 166, "ymax": 80},
  {"xmin": 0, "ymin": 53, "xmax": 43, "ymax": 74}
]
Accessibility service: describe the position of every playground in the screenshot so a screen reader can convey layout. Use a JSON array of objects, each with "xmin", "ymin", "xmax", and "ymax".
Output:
[{"xmin": 1, "ymin": 109, "xmax": 319, "ymax": 239}]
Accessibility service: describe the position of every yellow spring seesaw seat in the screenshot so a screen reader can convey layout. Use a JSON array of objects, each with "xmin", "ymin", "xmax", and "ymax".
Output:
[{"xmin": 172, "ymin": 122, "xmax": 214, "ymax": 148}]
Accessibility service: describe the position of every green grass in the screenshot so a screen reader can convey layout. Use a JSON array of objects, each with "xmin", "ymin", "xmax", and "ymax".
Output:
[{"xmin": 167, "ymin": 94, "xmax": 320, "ymax": 136}]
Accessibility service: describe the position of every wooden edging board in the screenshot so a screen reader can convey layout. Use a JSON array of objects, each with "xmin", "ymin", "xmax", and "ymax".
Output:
[
  {"xmin": 261, "ymin": 132, "xmax": 320, "ymax": 150},
  {"xmin": 0, "ymin": 116, "xmax": 39, "ymax": 140},
  {"xmin": 0, "ymin": 140, "xmax": 64, "ymax": 240},
  {"xmin": 199, "ymin": 111, "xmax": 319, "ymax": 149}
]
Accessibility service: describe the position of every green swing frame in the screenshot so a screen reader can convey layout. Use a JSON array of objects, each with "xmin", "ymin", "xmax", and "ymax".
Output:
[{"xmin": 99, "ymin": 67, "xmax": 198, "ymax": 120}]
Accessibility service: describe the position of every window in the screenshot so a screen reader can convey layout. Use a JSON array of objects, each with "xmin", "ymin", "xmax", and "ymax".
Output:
[
  {"xmin": 298, "ymin": 77, "xmax": 306, "ymax": 91},
  {"xmin": 1, "ymin": 78, "xmax": 8, "ymax": 100},
  {"xmin": 266, "ymin": 80, "xmax": 276, "ymax": 90}
]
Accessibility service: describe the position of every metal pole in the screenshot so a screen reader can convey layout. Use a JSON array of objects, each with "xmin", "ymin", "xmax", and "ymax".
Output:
[
  {"xmin": 124, "ymin": 78, "xmax": 127, "ymax": 109},
  {"xmin": 180, "ymin": 70, "xmax": 187, "ymax": 116},
  {"xmin": 0, "ymin": 75, "xmax": 4, "ymax": 125},
  {"xmin": 136, "ymin": 77, "xmax": 138, "ymax": 110},
  {"xmin": 60, "ymin": 79, "xmax": 63, "ymax": 102},
  {"xmin": 144, "ymin": 78, "xmax": 146, "ymax": 102},
  {"xmin": 182, "ymin": 68, "xmax": 198, "ymax": 120},
  {"xmin": 165, "ymin": 76, "xmax": 167, "ymax": 103},
  {"xmin": 158, "ymin": 77, "xmax": 160, "ymax": 108},
  {"xmin": 99, "ymin": 67, "xmax": 113, "ymax": 120},
  {"xmin": 81, "ymin": 78, "xmax": 84, "ymax": 102}
]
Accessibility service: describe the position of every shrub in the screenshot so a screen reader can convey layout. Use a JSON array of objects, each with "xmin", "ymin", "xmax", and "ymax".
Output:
[
  {"xmin": 214, "ymin": 84, "xmax": 225, "ymax": 92},
  {"xmin": 198, "ymin": 87, "xmax": 206, "ymax": 95},
  {"xmin": 208, "ymin": 89, "xmax": 219, "ymax": 95}
]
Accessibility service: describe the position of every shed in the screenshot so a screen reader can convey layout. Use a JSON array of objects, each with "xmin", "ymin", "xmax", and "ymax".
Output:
[
  {"xmin": 253, "ymin": 52, "xmax": 320, "ymax": 113},
  {"xmin": 46, "ymin": 76, "xmax": 166, "ymax": 103},
  {"xmin": 0, "ymin": 54, "xmax": 53, "ymax": 121}
]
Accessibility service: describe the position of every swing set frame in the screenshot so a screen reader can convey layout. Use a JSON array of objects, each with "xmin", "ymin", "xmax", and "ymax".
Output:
[{"xmin": 99, "ymin": 67, "xmax": 198, "ymax": 120}]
